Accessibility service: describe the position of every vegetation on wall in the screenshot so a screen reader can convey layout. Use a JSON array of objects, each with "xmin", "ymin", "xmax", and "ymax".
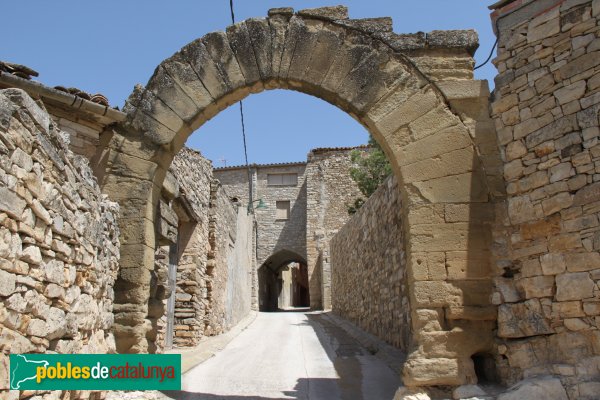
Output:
[{"xmin": 347, "ymin": 136, "xmax": 392, "ymax": 214}]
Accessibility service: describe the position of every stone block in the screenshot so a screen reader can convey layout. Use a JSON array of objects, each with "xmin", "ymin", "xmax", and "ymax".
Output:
[
  {"xmin": 542, "ymin": 192, "xmax": 573, "ymax": 216},
  {"xmin": 245, "ymin": 18, "xmax": 273, "ymax": 81},
  {"xmin": 564, "ymin": 317, "xmax": 589, "ymax": 331},
  {"xmin": 412, "ymin": 171, "xmax": 488, "ymax": 203},
  {"xmin": 161, "ymin": 59, "xmax": 214, "ymax": 112},
  {"xmin": 556, "ymin": 272, "xmax": 595, "ymax": 301},
  {"xmin": 540, "ymin": 253, "xmax": 567, "ymax": 275},
  {"xmin": 402, "ymin": 147, "xmax": 475, "ymax": 184},
  {"xmin": 558, "ymin": 51, "xmax": 600, "ymax": 80},
  {"xmin": 446, "ymin": 255, "xmax": 491, "ymax": 280},
  {"xmin": 301, "ymin": 25, "xmax": 344, "ymax": 88},
  {"xmin": 583, "ymin": 302, "xmax": 600, "ymax": 316},
  {"xmin": 408, "ymin": 106, "xmax": 460, "ymax": 141},
  {"xmin": 498, "ymin": 299, "xmax": 553, "ymax": 338},
  {"xmin": 411, "ymin": 252, "xmax": 447, "ymax": 281},
  {"xmin": 516, "ymin": 275, "xmax": 554, "ymax": 298},
  {"xmin": 370, "ymin": 90, "xmax": 438, "ymax": 138},
  {"xmin": 436, "ymin": 80, "xmax": 490, "ymax": 101},
  {"xmin": 421, "ymin": 329, "xmax": 492, "ymax": 359},
  {"xmin": 414, "ymin": 309, "xmax": 443, "ymax": 332},
  {"xmin": 506, "ymin": 140, "xmax": 528, "ymax": 161},
  {"xmin": 552, "ymin": 301, "xmax": 585, "ymax": 318},
  {"xmin": 508, "ymin": 195, "xmax": 537, "ymax": 224},
  {"xmin": 411, "ymin": 222, "xmax": 489, "ymax": 253},
  {"xmin": 564, "ymin": 252, "xmax": 600, "ymax": 272},
  {"xmin": 520, "ymin": 215, "xmax": 560, "ymax": 240},
  {"xmin": 0, "ymin": 187, "xmax": 26, "ymax": 220},
  {"xmin": 412, "ymin": 281, "xmax": 462, "ymax": 308},
  {"xmin": 181, "ymin": 38, "xmax": 229, "ymax": 100},
  {"xmin": 403, "ymin": 357, "xmax": 463, "ymax": 386},
  {"xmin": 548, "ymin": 233, "xmax": 582, "ymax": 251},
  {"xmin": 573, "ymin": 182, "xmax": 600, "ymax": 206},
  {"xmin": 297, "ymin": 6, "xmax": 348, "ymax": 20},
  {"xmin": 146, "ymin": 65, "xmax": 202, "ymax": 124},
  {"xmin": 0, "ymin": 269, "xmax": 16, "ymax": 297},
  {"xmin": 554, "ymin": 80, "xmax": 587, "ymax": 105},
  {"xmin": 426, "ymin": 30, "xmax": 479, "ymax": 53}
]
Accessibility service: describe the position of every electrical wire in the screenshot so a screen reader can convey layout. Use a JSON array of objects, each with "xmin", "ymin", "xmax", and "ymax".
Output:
[
  {"xmin": 229, "ymin": 0, "xmax": 254, "ymax": 212},
  {"xmin": 474, "ymin": 16, "xmax": 501, "ymax": 70}
]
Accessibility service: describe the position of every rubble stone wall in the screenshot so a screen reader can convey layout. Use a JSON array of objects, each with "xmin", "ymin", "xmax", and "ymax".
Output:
[
  {"xmin": 0, "ymin": 89, "xmax": 120, "ymax": 397},
  {"xmin": 330, "ymin": 175, "xmax": 410, "ymax": 350},
  {"xmin": 305, "ymin": 148, "xmax": 365, "ymax": 310},
  {"xmin": 160, "ymin": 148, "xmax": 256, "ymax": 345},
  {"xmin": 207, "ymin": 180, "xmax": 255, "ymax": 335},
  {"xmin": 490, "ymin": 0, "xmax": 600, "ymax": 396},
  {"xmin": 163, "ymin": 148, "xmax": 212, "ymax": 348}
]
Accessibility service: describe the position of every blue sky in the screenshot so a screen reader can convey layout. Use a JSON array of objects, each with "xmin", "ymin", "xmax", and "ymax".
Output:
[{"xmin": 2, "ymin": 1, "xmax": 497, "ymax": 167}]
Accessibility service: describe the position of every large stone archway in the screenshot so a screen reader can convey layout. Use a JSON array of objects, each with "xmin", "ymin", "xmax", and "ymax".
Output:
[{"xmin": 94, "ymin": 6, "xmax": 502, "ymax": 387}]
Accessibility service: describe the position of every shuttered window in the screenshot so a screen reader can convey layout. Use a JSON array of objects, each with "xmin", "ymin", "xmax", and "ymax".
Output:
[{"xmin": 267, "ymin": 173, "xmax": 298, "ymax": 186}]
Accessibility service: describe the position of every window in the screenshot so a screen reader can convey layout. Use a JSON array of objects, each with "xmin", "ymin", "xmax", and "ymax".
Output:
[
  {"xmin": 267, "ymin": 173, "xmax": 298, "ymax": 186},
  {"xmin": 276, "ymin": 201, "xmax": 291, "ymax": 220}
]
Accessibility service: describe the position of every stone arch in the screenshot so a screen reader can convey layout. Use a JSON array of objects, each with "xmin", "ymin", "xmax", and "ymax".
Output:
[
  {"xmin": 94, "ymin": 6, "xmax": 502, "ymax": 387},
  {"xmin": 258, "ymin": 248, "xmax": 308, "ymax": 312}
]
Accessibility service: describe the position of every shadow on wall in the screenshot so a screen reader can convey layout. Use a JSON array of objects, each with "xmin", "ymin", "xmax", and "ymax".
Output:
[
  {"xmin": 465, "ymin": 134, "xmax": 498, "ymax": 383},
  {"xmin": 257, "ymin": 265, "xmax": 280, "ymax": 312},
  {"xmin": 270, "ymin": 180, "xmax": 308, "ymax": 262}
]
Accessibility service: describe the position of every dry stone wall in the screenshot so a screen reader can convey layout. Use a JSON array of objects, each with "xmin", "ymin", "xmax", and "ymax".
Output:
[
  {"xmin": 490, "ymin": 0, "xmax": 600, "ymax": 396},
  {"xmin": 155, "ymin": 148, "xmax": 256, "ymax": 347},
  {"xmin": 305, "ymin": 148, "xmax": 365, "ymax": 310},
  {"xmin": 331, "ymin": 175, "xmax": 410, "ymax": 350},
  {"xmin": 0, "ymin": 89, "xmax": 120, "ymax": 398},
  {"xmin": 167, "ymin": 148, "xmax": 212, "ymax": 348}
]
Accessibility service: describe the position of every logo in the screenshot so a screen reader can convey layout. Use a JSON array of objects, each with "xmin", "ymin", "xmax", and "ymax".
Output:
[{"xmin": 10, "ymin": 354, "xmax": 181, "ymax": 390}]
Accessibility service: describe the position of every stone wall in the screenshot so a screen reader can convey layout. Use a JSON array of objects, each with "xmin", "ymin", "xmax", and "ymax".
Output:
[
  {"xmin": 214, "ymin": 163, "xmax": 308, "ymax": 267},
  {"xmin": 214, "ymin": 148, "xmax": 365, "ymax": 311},
  {"xmin": 207, "ymin": 179, "xmax": 255, "ymax": 335},
  {"xmin": 331, "ymin": 175, "xmax": 410, "ymax": 350},
  {"xmin": 490, "ymin": 0, "xmax": 600, "ymax": 396},
  {"xmin": 156, "ymin": 148, "xmax": 212, "ymax": 349},
  {"xmin": 0, "ymin": 89, "xmax": 120, "ymax": 398},
  {"xmin": 305, "ymin": 147, "xmax": 365, "ymax": 310},
  {"xmin": 149, "ymin": 148, "xmax": 257, "ymax": 348}
]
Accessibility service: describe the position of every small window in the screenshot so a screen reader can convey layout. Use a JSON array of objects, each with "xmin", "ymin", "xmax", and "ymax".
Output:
[
  {"xmin": 276, "ymin": 201, "xmax": 291, "ymax": 220},
  {"xmin": 267, "ymin": 173, "xmax": 298, "ymax": 186}
]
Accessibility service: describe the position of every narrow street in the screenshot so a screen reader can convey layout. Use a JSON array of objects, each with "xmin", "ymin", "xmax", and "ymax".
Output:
[{"xmin": 171, "ymin": 311, "xmax": 401, "ymax": 400}]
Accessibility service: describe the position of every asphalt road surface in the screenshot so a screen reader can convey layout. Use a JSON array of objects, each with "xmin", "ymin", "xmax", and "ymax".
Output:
[{"xmin": 173, "ymin": 311, "xmax": 401, "ymax": 400}]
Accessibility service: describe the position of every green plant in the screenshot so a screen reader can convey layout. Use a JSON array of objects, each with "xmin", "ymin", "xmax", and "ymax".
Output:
[{"xmin": 348, "ymin": 136, "xmax": 391, "ymax": 215}]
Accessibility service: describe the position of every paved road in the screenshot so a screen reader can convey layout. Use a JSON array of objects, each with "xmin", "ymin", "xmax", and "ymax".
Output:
[{"xmin": 172, "ymin": 311, "xmax": 401, "ymax": 400}]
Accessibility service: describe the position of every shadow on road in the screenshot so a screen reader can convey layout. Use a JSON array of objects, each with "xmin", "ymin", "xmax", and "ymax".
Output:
[
  {"xmin": 163, "ymin": 312, "xmax": 402, "ymax": 399},
  {"xmin": 162, "ymin": 377, "xmax": 337, "ymax": 399}
]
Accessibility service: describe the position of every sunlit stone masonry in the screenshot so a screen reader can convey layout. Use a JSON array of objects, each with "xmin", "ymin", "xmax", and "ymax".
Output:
[
  {"xmin": 489, "ymin": 0, "xmax": 600, "ymax": 398},
  {"xmin": 0, "ymin": 89, "xmax": 120, "ymax": 399},
  {"xmin": 1, "ymin": 1, "xmax": 600, "ymax": 399}
]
